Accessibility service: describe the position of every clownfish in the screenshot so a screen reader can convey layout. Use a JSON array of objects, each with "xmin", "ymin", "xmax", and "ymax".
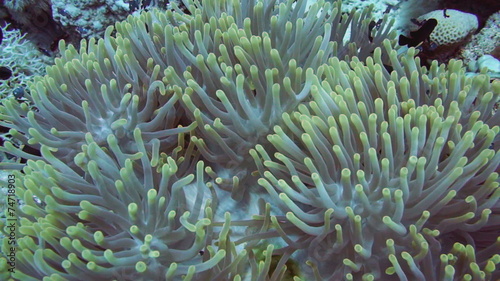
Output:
[{"xmin": 399, "ymin": 18, "xmax": 438, "ymax": 47}]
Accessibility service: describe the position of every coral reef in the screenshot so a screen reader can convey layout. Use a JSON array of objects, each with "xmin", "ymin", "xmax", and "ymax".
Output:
[
  {"xmin": 417, "ymin": 10, "xmax": 478, "ymax": 48},
  {"xmin": 52, "ymin": 0, "xmax": 130, "ymax": 39},
  {"xmin": 0, "ymin": 0, "xmax": 498, "ymax": 280},
  {"xmin": 1, "ymin": 0, "xmax": 69, "ymax": 54},
  {"xmin": 396, "ymin": 0, "xmax": 499, "ymax": 68},
  {"xmin": 396, "ymin": 0, "xmax": 500, "ymax": 29},
  {"xmin": 468, "ymin": 55, "xmax": 500, "ymax": 79},
  {"xmin": 0, "ymin": 24, "xmax": 48, "ymax": 100},
  {"xmin": 406, "ymin": 9, "xmax": 478, "ymax": 63},
  {"xmin": 336, "ymin": 0, "xmax": 399, "ymax": 20},
  {"xmin": 462, "ymin": 11, "xmax": 500, "ymax": 69}
]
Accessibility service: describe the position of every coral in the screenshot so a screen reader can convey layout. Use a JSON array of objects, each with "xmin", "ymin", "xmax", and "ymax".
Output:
[
  {"xmin": 461, "ymin": 11, "xmax": 500, "ymax": 69},
  {"xmin": 2, "ymin": 0, "xmax": 52, "ymax": 26},
  {"xmin": 396, "ymin": 0, "xmax": 500, "ymax": 30},
  {"xmin": 471, "ymin": 55, "xmax": 500, "ymax": 78},
  {"xmin": 418, "ymin": 9, "xmax": 478, "ymax": 47},
  {"xmin": 129, "ymin": 0, "xmax": 182, "ymax": 11},
  {"xmin": 394, "ymin": 0, "xmax": 440, "ymax": 31},
  {"xmin": 0, "ymin": 0, "xmax": 498, "ymax": 280},
  {"xmin": 0, "ymin": 23, "xmax": 50, "ymax": 178},
  {"xmin": 52, "ymin": 0, "xmax": 130, "ymax": 39},
  {"xmin": 1, "ymin": 0, "xmax": 68, "ymax": 53},
  {"xmin": 0, "ymin": 24, "xmax": 48, "ymax": 100},
  {"xmin": 335, "ymin": 0, "xmax": 399, "ymax": 20},
  {"xmin": 434, "ymin": 0, "xmax": 500, "ymax": 28},
  {"xmin": 412, "ymin": 9, "xmax": 478, "ymax": 62}
]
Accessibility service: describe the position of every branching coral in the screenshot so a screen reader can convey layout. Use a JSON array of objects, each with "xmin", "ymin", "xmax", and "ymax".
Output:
[
  {"xmin": 0, "ymin": 0, "xmax": 498, "ymax": 280},
  {"xmin": 0, "ymin": 24, "xmax": 48, "ymax": 100}
]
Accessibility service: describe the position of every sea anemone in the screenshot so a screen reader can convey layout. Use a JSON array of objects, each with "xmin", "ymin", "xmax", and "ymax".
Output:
[{"xmin": 0, "ymin": 0, "xmax": 498, "ymax": 280}]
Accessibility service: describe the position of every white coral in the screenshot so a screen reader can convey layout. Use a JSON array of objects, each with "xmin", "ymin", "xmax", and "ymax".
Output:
[{"xmin": 417, "ymin": 9, "xmax": 478, "ymax": 46}]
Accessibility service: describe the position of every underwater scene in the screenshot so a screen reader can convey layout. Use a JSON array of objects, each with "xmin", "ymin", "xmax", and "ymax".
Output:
[{"xmin": 0, "ymin": 0, "xmax": 499, "ymax": 280}]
